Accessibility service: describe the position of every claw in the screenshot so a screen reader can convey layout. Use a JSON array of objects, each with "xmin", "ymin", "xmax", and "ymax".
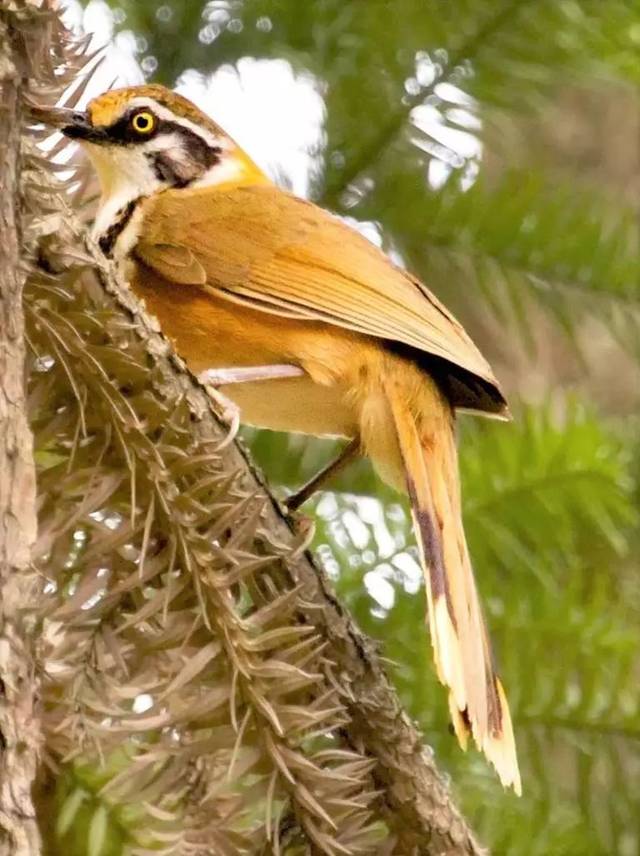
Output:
[{"xmin": 200, "ymin": 383, "xmax": 241, "ymax": 444}]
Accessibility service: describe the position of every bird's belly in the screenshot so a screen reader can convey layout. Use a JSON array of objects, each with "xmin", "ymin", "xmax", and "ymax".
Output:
[
  {"xmin": 224, "ymin": 376, "xmax": 356, "ymax": 437},
  {"xmin": 128, "ymin": 265, "xmax": 361, "ymax": 437}
]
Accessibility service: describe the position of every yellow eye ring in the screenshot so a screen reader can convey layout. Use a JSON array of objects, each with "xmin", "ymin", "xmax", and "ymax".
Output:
[{"xmin": 131, "ymin": 111, "xmax": 155, "ymax": 134}]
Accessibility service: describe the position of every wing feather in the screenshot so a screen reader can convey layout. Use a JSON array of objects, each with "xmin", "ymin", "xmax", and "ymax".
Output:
[
  {"xmin": 136, "ymin": 241, "xmax": 207, "ymax": 284},
  {"xmin": 136, "ymin": 184, "xmax": 505, "ymax": 408}
]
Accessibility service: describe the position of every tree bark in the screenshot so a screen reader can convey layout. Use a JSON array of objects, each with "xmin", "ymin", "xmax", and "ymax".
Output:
[{"xmin": 0, "ymin": 7, "xmax": 41, "ymax": 856}]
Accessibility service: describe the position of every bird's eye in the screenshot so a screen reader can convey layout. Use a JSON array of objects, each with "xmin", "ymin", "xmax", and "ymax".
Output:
[{"xmin": 131, "ymin": 111, "xmax": 156, "ymax": 135}]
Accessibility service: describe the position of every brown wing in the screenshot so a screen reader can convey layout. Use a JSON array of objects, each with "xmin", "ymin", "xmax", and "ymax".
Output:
[{"xmin": 136, "ymin": 183, "xmax": 507, "ymax": 414}]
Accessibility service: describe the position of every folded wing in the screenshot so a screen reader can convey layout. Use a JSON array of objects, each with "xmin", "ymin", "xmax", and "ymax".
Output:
[{"xmin": 136, "ymin": 183, "xmax": 507, "ymax": 415}]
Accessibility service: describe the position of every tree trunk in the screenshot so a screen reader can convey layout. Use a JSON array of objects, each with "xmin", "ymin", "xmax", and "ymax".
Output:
[{"xmin": 0, "ymin": 8, "xmax": 41, "ymax": 856}]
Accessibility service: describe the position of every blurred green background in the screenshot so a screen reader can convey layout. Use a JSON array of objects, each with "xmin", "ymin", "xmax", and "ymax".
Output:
[{"xmin": 64, "ymin": 1, "xmax": 640, "ymax": 853}]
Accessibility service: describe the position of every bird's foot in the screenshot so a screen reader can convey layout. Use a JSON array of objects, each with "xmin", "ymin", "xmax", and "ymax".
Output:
[{"xmin": 197, "ymin": 377, "xmax": 241, "ymax": 443}]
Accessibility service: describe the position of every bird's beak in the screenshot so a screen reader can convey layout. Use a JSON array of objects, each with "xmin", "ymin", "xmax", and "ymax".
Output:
[{"xmin": 29, "ymin": 104, "xmax": 106, "ymax": 143}]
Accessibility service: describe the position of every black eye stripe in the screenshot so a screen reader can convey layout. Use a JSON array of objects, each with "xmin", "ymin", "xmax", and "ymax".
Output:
[
  {"xmin": 102, "ymin": 111, "xmax": 158, "ymax": 143},
  {"xmin": 101, "ymin": 112, "xmax": 215, "ymax": 153},
  {"xmin": 90, "ymin": 111, "xmax": 221, "ymax": 187}
]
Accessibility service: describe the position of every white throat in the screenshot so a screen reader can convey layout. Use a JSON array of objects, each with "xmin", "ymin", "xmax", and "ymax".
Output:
[{"xmin": 88, "ymin": 144, "xmax": 158, "ymax": 258}]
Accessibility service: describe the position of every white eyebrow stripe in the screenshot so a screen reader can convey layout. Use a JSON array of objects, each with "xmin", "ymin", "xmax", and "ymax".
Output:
[{"xmin": 126, "ymin": 97, "xmax": 228, "ymax": 150}]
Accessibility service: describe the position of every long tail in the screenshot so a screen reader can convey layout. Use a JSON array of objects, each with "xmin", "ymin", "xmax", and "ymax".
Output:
[{"xmin": 383, "ymin": 377, "xmax": 521, "ymax": 794}]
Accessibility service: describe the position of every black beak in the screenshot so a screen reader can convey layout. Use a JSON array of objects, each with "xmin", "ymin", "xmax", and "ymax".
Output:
[{"xmin": 29, "ymin": 105, "xmax": 106, "ymax": 142}]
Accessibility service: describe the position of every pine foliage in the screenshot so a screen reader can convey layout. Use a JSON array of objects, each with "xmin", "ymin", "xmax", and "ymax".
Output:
[{"xmin": 361, "ymin": 168, "xmax": 640, "ymax": 354}]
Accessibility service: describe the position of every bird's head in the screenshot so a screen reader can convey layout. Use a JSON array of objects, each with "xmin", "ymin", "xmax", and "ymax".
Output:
[{"xmin": 34, "ymin": 84, "xmax": 266, "ymax": 200}]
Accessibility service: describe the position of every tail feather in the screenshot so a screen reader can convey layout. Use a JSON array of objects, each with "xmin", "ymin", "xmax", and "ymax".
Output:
[{"xmin": 383, "ymin": 377, "xmax": 521, "ymax": 794}]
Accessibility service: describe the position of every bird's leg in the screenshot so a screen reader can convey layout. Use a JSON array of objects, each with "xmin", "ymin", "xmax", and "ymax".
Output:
[
  {"xmin": 198, "ymin": 364, "xmax": 305, "ymax": 386},
  {"xmin": 285, "ymin": 437, "xmax": 361, "ymax": 512}
]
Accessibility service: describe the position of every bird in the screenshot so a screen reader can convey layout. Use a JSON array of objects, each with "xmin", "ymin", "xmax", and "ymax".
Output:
[{"xmin": 34, "ymin": 84, "xmax": 521, "ymax": 793}]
